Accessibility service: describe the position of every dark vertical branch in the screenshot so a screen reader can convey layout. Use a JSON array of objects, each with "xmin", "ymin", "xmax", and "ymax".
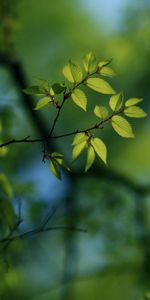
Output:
[{"xmin": 0, "ymin": 55, "xmax": 54, "ymax": 151}]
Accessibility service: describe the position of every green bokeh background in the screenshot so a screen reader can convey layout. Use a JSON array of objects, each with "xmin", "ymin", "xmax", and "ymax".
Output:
[{"xmin": 0, "ymin": 0, "xmax": 150, "ymax": 299}]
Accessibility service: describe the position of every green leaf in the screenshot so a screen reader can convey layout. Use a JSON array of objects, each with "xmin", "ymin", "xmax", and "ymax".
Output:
[
  {"xmin": 72, "ymin": 141, "xmax": 87, "ymax": 160},
  {"xmin": 72, "ymin": 133, "xmax": 87, "ymax": 145},
  {"xmin": 109, "ymin": 92, "xmax": 123, "ymax": 111},
  {"xmin": 34, "ymin": 97, "xmax": 50, "ymax": 110},
  {"xmin": 51, "ymin": 152, "xmax": 64, "ymax": 158},
  {"xmin": 50, "ymin": 153, "xmax": 70, "ymax": 171},
  {"xmin": 86, "ymin": 78, "xmax": 115, "ymax": 95},
  {"xmin": 112, "ymin": 115, "xmax": 134, "ymax": 138},
  {"xmin": 57, "ymin": 158, "xmax": 70, "ymax": 171},
  {"xmin": 69, "ymin": 61, "xmax": 83, "ymax": 83},
  {"xmin": 62, "ymin": 64, "xmax": 74, "ymax": 82},
  {"xmin": 0, "ymin": 173, "xmax": 13, "ymax": 198},
  {"xmin": 23, "ymin": 86, "xmax": 45, "ymax": 95},
  {"xmin": 49, "ymin": 160, "xmax": 61, "ymax": 180},
  {"xmin": 94, "ymin": 105, "xmax": 109, "ymax": 119},
  {"xmin": 62, "ymin": 62, "xmax": 83, "ymax": 83},
  {"xmin": 71, "ymin": 89, "xmax": 87, "ymax": 111},
  {"xmin": 83, "ymin": 51, "xmax": 97, "ymax": 73},
  {"xmin": 124, "ymin": 106, "xmax": 147, "ymax": 118},
  {"xmin": 125, "ymin": 98, "xmax": 143, "ymax": 107},
  {"xmin": 99, "ymin": 66, "xmax": 116, "ymax": 78},
  {"xmin": 51, "ymin": 83, "xmax": 66, "ymax": 95},
  {"xmin": 98, "ymin": 60, "xmax": 111, "ymax": 68},
  {"xmin": 91, "ymin": 137, "xmax": 107, "ymax": 164},
  {"xmin": 85, "ymin": 145, "xmax": 95, "ymax": 172}
]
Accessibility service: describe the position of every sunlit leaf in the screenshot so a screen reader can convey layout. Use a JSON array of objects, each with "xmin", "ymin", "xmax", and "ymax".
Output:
[
  {"xmin": 125, "ymin": 98, "xmax": 143, "ymax": 107},
  {"xmin": 0, "ymin": 173, "xmax": 13, "ymax": 198},
  {"xmin": 91, "ymin": 138, "xmax": 107, "ymax": 164},
  {"xmin": 69, "ymin": 60, "xmax": 83, "ymax": 83},
  {"xmin": 72, "ymin": 141, "xmax": 87, "ymax": 160},
  {"xmin": 98, "ymin": 60, "xmax": 111, "ymax": 68},
  {"xmin": 83, "ymin": 51, "xmax": 97, "ymax": 73},
  {"xmin": 23, "ymin": 86, "xmax": 45, "ymax": 95},
  {"xmin": 86, "ymin": 78, "xmax": 115, "ymax": 95},
  {"xmin": 99, "ymin": 66, "xmax": 116, "ymax": 78},
  {"xmin": 124, "ymin": 106, "xmax": 147, "ymax": 118},
  {"xmin": 72, "ymin": 133, "xmax": 87, "ymax": 145},
  {"xmin": 112, "ymin": 115, "xmax": 134, "ymax": 138},
  {"xmin": 85, "ymin": 145, "xmax": 95, "ymax": 172},
  {"xmin": 63, "ymin": 61, "xmax": 82, "ymax": 83},
  {"xmin": 34, "ymin": 97, "xmax": 50, "ymax": 110},
  {"xmin": 109, "ymin": 92, "xmax": 123, "ymax": 111},
  {"xmin": 49, "ymin": 160, "xmax": 61, "ymax": 180},
  {"xmin": 94, "ymin": 105, "xmax": 109, "ymax": 119},
  {"xmin": 51, "ymin": 152, "xmax": 64, "ymax": 158},
  {"xmin": 51, "ymin": 83, "xmax": 66, "ymax": 95},
  {"xmin": 71, "ymin": 89, "xmax": 87, "ymax": 111},
  {"xmin": 62, "ymin": 64, "xmax": 74, "ymax": 82}
]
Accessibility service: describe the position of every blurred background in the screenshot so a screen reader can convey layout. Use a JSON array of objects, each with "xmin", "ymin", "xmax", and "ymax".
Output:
[{"xmin": 0, "ymin": 0, "xmax": 150, "ymax": 299}]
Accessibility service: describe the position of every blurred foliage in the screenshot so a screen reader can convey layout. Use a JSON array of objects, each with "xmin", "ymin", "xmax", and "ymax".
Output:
[{"xmin": 0, "ymin": 0, "xmax": 150, "ymax": 299}]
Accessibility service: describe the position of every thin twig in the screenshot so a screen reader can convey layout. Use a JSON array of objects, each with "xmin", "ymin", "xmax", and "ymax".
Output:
[
  {"xmin": 0, "ymin": 225, "xmax": 87, "ymax": 245},
  {"xmin": 0, "ymin": 109, "xmax": 122, "ymax": 148},
  {"xmin": 39, "ymin": 206, "xmax": 57, "ymax": 229}
]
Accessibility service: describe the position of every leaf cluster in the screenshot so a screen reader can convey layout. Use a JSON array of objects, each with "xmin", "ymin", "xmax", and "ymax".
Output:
[{"xmin": 20, "ymin": 52, "xmax": 147, "ymax": 178}]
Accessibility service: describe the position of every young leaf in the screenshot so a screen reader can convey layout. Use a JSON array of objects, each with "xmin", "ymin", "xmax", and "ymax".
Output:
[
  {"xmin": 94, "ymin": 105, "xmax": 109, "ymax": 119},
  {"xmin": 72, "ymin": 141, "xmax": 87, "ymax": 160},
  {"xmin": 50, "ymin": 153, "xmax": 70, "ymax": 171},
  {"xmin": 86, "ymin": 78, "xmax": 115, "ymax": 95},
  {"xmin": 51, "ymin": 83, "xmax": 66, "ymax": 95},
  {"xmin": 49, "ymin": 160, "xmax": 61, "ymax": 180},
  {"xmin": 57, "ymin": 158, "xmax": 70, "ymax": 171},
  {"xmin": 98, "ymin": 60, "xmax": 111, "ymax": 68},
  {"xmin": 23, "ymin": 86, "xmax": 45, "ymax": 95},
  {"xmin": 69, "ymin": 61, "xmax": 83, "ymax": 83},
  {"xmin": 83, "ymin": 51, "xmax": 97, "ymax": 73},
  {"xmin": 63, "ymin": 62, "xmax": 82, "ymax": 83},
  {"xmin": 91, "ymin": 138, "xmax": 107, "ymax": 164},
  {"xmin": 71, "ymin": 89, "xmax": 87, "ymax": 111},
  {"xmin": 62, "ymin": 64, "xmax": 74, "ymax": 83},
  {"xmin": 125, "ymin": 98, "xmax": 143, "ymax": 107},
  {"xmin": 112, "ymin": 115, "xmax": 134, "ymax": 138},
  {"xmin": 124, "ymin": 106, "xmax": 147, "ymax": 118},
  {"xmin": 109, "ymin": 92, "xmax": 123, "ymax": 111},
  {"xmin": 72, "ymin": 133, "xmax": 87, "ymax": 145},
  {"xmin": 51, "ymin": 152, "xmax": 64, "ymax": 158},
  {"xmin": 99, "ymin": 66, "xmax": 116, "ymax": 78},
  {"xmin": 85, "ymin": 145, "xmax": 95, "ymax": 172},
  {"xmin": 34, "ymin": 97, "xmax": 50, "ymax": 110}
]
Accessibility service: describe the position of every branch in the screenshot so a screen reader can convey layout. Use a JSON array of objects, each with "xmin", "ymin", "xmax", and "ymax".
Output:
[
  {"xmin": 0, "ymin": 225, "xmax": 87, "ymax": 245},
  {"xmin": 47, "ymin": 66, "xmax": 101, "ymax": 138},
  {"xmin": 0, "ymin": 54, "xmax": 55, "ymax": 151},
  {"xmin": 0, "ymin": 110, "xmax": 121, "ymax": 148}
]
